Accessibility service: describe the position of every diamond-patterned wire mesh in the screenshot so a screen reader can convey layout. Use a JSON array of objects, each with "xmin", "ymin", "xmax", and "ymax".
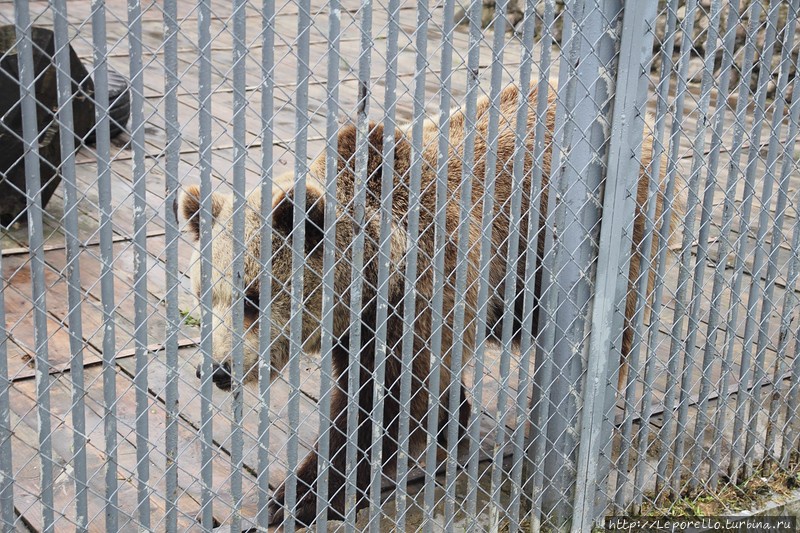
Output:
[{"xmin": 0, "ymin": 0, "xmax": 798, "ymax": 531}]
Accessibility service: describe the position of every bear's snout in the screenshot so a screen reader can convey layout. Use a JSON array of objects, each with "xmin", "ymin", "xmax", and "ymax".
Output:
[{"xmin": 195, "ymin": 361, "xmax": 232, "ymax": 391}]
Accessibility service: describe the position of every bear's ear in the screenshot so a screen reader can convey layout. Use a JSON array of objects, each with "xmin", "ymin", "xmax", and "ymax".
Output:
[
  {"xmin": 175, "ymin": 184, "xmax": 226, "ymax": 241},
  {"xmin": 271, "ymin": 184, "xmax": 325, "ymax": 253},
  {"xmin": 335, "ymin": 121, "xmax": 385, "ymax": 179}
]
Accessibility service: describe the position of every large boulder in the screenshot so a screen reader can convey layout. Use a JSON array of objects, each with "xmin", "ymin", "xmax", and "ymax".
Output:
[{"xmin": 0, "ymin": 25, "xmax": 130, "ymax": 227}]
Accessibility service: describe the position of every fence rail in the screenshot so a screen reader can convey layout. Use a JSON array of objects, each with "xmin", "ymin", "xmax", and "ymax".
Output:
[{"xmin": 0, "ymin": 0, "xmax": 799, "ymax": 531}]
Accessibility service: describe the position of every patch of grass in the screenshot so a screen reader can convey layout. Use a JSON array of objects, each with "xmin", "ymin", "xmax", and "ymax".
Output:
[
  {"xmin": 639, "ymin": 460, "xmax": 800, "ymax": 518},
  {"xmin": 495, "ymin": 464, "xmax": 800, "ymax": 531},
  {"xmin": 179, "ymin": 308, "xmax": 201, "ymax": 327}
]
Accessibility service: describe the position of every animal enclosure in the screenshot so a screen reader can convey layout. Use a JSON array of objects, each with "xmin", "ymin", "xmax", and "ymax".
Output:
[{"xmin": 1, "ymin": 0, "xmax": 799, "ymax": 531}]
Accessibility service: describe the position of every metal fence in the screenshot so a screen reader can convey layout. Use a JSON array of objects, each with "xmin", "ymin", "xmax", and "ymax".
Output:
[{"xmin": 0, "ymin": 0, "xmax": 799, "ymax": 531}]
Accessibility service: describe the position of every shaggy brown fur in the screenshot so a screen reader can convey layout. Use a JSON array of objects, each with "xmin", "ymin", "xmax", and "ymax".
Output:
[{"xmin": 176, "ymin": 84, "xmax": 684, "ymax": 526}]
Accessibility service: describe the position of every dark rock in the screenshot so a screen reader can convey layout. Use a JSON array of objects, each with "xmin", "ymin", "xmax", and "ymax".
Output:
[{"xmin": 0, "ymin": 25, "xmax": 130, "ymax": 226}]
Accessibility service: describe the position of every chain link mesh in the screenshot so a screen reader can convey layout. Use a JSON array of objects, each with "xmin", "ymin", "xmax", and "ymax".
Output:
[{"xmin": 0, "ymin": 0, "xmax": 798, "ymax": 530}]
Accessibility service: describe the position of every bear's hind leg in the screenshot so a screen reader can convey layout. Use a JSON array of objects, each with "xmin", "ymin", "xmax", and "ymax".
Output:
[{"xmin": 436, "ymin": 381, "xmax": 472, "ymax": 465}]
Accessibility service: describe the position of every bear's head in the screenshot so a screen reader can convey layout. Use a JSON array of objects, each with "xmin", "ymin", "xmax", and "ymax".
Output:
[
  {"xmin": 175, "ymin": 122, "xmax": 410, "ymax": 391},
  {"xmin": 175, "ymin": 173, "xmax": 326, "ymax": 390}
]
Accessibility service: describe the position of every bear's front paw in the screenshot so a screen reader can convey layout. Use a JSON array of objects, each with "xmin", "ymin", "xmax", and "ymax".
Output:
[
  {"xmin": 266, "ymin": 484, "xmax": 319, "ymax": 527},
  {"xmin": 265, "ymin": 491, "xmax": 285, "ymax": 526}
]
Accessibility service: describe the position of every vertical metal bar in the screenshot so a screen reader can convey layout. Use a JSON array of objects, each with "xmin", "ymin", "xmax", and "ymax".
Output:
[
  {"xmin": 781, "ymin": 174, "xmax": 800, "ymax": 465},
  {"xmin": 766, "ymin": 78, "xmax": 800, "ymax": 462},
  {"xmin": 468, "ymin": 29, "xmax": 500, "ymax": 533},
  {"xmin": 50, "ymin": 0, "xmax": 88, "ymax": 528},
  {"xmin": 285, "ymin": 0, "xmax": 312, "ymax": 530},
  {"xmin": 197, "ymin": 0, "xmax": 215, "ymax": 526},
  {"xmin": 256, "ymin": 0, "xmax": 276, "ymax": 529},
  {"xmin": 609, "ymin": 0, "xmax": 667, "ymax": 513},
  {"xmin": 767, "ymin": 72, "xmax": 800, "ymax": 462},
  {"xmin": 531, "ymin": 4, "xmax": 583, "ymax": 525},
  {"xmin": 393, "ymin": 1, "xmax": 429, "ymax": 528},
  {"xmin": 785, "ymin": 308, "xmax": 800, "ymax": 466},
  {"xmin": 525, "ymin": 2, "xmax": 556, "ymax": 528},
  {"xmin": 506, "ymin": 0, "xmax": 545, "ymax": 520},
  {"xmin": 587, "ymin": 0, "xmax": 640, "ymax": 511},
  {"xmin": 367, "ymin": 0, "xmax": 400, "ymax": 528},
  {"xmin": 630, "ymin": 0, "xmax": 680, "ymax": 511},
  {"xmin": 0, "ymin": 253, "xmax": 11, "ymax": 530},
  {"xmin": 127, "ymin": 0, "xmax": 151, "ymax": 525},
  {"xmin": 685, "ymin": 0, "xmax": 742, "ymax": 493},
  {"xmin": 594, "ymin": 3, "xmax": 660, "ymax": 517},
  {"xmin": 14, "ymin": 4, "xmax": 55, "ymax": 531},
  {"xmin": 780, "ymin": 306, "xmax": 800, "ymax": 466},
  {"xmin": 706, "ymin": 0, "xmax": 760, "ymax": 491},
  {"xmin": 162, "ymin": 0, "xmax": 181, "ymax": 528},
  {"xmin": 440, "ymin": 0, "xmax": 485, "ymax": 530},
  {"xmin": 343, "ymin": 2, "xmax": 372, "ymax": 528},
  {"xmin": 653, "ymin": 0, "xmax": 699, "ymax": 498},
  {"xmin": 460, "ymin": 2, "xmax": 499, "ymax": 520},
  {"xmin": 0, "ymin": 10, "xmax": 17, "ymax": 524},
  {"xmin": 421, "ymin": 0, "xmax": 456, "ymax": 528},
  {"xmin": 229, "ymin": 0, "xmax": 248, "ymax": 530},
  {"xmin": 90, "ymin": 0, "xmax": 118, "ymax": 527},
  {"xmin": 466, "ymin": 2, "xmax": 524, "ymax": 531},
  {"xmin": 474, "ymin": 1, "xmax": 524, "ymax": 531},
  {"xmin": 574, "ymin": 1, "xmax": 654, "ymax": 527},
  {"xmin": 742, "ymin": 2, "xmax": 797, "ymax": 473},
  {"xmin": 725, "ymin": 0, "xmax": 781, "ymax": 482},
  {"xmin": 666, "ymin": 0, "xmax": 723, "ymax": 497},
  {"xmin": 314, "ymin": 0, "xmax": 338, "ymax": 530}
]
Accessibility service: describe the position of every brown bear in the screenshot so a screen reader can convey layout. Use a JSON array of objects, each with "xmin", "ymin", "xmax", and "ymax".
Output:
[{"xmin": 176, "ymin": 84, "xmax": 684, "ymax": 525}]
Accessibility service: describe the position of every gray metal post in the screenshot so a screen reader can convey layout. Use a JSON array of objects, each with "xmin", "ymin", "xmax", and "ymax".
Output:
[
  {"xmin": 393, "ymin": 1, "xmax": 431, "ymax": 529},
  {"xmin": 229, "ymin": 0, "xmax": 248, "ymax": 530},
  {"xmin": 257, "ymin": 0, "xmax": 276, "ymax": 528},
  {"xmin": 51, "ymin": 0, "xmax": 89, "ymax": 528},
  {"xmin": 315, "ymin": 0, "xmax": 338, "ymax": 530},
  {"xmin": 285, "ymin": 0, "xmax": 312, "ymax": 530},
  {"xmin": 162, "ymin": 0, "xmax": 182, "ymax": 528},
  {"xmin": 10, "ymin": 10, "xmax": 55, "ymax": 533},
  {"xmin": 536, "ymin": 0, "xmax": 619, "ymax": 526},
  {"xmin": 575, "ymin": 1, "xmax": 656, "ymax": 527},
  {"xmin": 197, "ymin": 0, "xmax": 215, "ymax": 526},
  {"xmin": 127, "ymin": 0, "xmax": 151, "ymax": 526}
]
